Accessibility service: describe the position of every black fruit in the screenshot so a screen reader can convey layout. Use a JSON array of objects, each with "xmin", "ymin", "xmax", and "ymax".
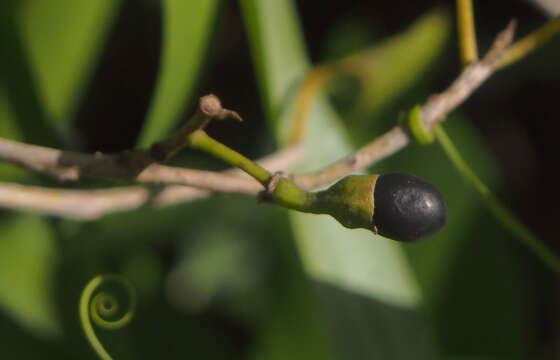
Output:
[{"xmin": 373, "ymin": 173, "xmax": 447, "ymax": 242}]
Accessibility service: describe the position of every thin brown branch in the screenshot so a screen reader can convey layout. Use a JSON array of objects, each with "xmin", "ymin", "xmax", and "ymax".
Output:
[
  {"xmin": 292, "ymin": 22, "xmax": 516, "ymax": 190},
  {"xmin": 0, "ymin": 145, "xmax": 302, "ymax": 219},
  {"xmin": 0, "ymin": 137, "xmax": 256, "ymax": 193},
  {"xmin": 0, "ymin": 134, "xmax": 301, "ymax": 195},
  {"xmin": 0, "ymin": 182, "xmax": 208, "ymax": 220},
  {"xmin": 293, "ymin": 127, "xmax": 409, "ymax": 190}
]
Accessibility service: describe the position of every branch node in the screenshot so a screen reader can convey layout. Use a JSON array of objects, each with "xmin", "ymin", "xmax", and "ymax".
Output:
[
  {"xmin": 199, "ymin": 94, "xmax": 222, "ymax": 116},
  {"xmin": 258, "ymin": 172, "xmax": 284, "ymax": 203},
  {"xmin": 200, "ymin": 94, "xmax": 243, "ymax": 122},
  {"xmin": 483, "ymin": 19, "xmax": 516, "ymax": 65}
]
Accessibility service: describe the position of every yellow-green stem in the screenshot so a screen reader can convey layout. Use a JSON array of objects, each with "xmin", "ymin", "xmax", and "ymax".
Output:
[
  {"xmin": 456, "ymin": 0, "xmax": 479, "ymax": 65},
  {"xmin": 494, "ymin": 16, "xmax": 560, "ymax": 69},
  {"xmin": 273, "ymin": 178, "xmax": 315, "ymax": 212},
  {"xmin": 188, "ymin": 130, "xmax": 272, "ymax": 185},
  {"xmin": 187, "ymin": 130, "xmax": 314, "ymax": 211},
  {"xmin": 435, "ymin": 126, "xmax": 560, "ymax": 276}
]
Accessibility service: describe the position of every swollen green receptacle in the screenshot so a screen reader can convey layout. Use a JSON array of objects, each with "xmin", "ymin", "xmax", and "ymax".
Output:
[
  {"xmin": 307, "ymin": 175, "xmax": 377, "ymax": 230},
  {"xmin": 269, "ymin": 175, "xmax": 377, "ymax": 231}
]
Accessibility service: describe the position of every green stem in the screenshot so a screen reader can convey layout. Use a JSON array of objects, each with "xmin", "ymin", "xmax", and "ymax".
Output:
[
  {"xmin": 188, "ymin": 130, "xmax": 272, "ymax": 185},
  {"xmin": 434, "ymin": 126, "xmax": 560, "ymax": 276},
  {"xmin": 79, "ymin": 275, "xmax": 136, "ymax": 360},
  {"xmin": 187, "ymin": 130, "xmax": 313, "ymax": 210},
  {"xmin": 271, "ymin": 177, "xmax": 315, "ymax": 212}
]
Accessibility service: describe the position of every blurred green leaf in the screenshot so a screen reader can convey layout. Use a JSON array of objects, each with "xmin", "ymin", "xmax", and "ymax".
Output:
[
  {"xmin": 0, "ymin": 2, "xmax": 54, "ymax": 146},
  {"xmin": 241, "ymin": 0, "xmax": 309, "ymax": 136},
  {"xmin": 122, "ymin": 247, "xmax": 162, "ymax": 300},
  {"xmin": 0, "ymin": 215, "xmax": 59, "ymax": 338},
  {"xmin": 167, "ymin": 226, "xmax": 258, "ymax": 312},
  {"xmin": 309, "ymin": 10, "xmax": 448, "ymax": 158},
  {"xmin": 0, "ymin": 89, "xmax": 22, "ymax": 141},
  {"xmin": 137, "ymin": 0, "xmax": 221, "ymax": 147},
  {"xmin": 242, "ymin": 0, "xmax": 437, "ymax": 358},
  {"xmin": 322, "ymin": 17, "xmax": 376, "ymax": 61},
  {"xmin": 250, "ymin": 279, "xmax": 336, "ymax": 360},
  {"xmin": 247, "ymin": 205, "xmax": 337, "ymax": 360},
  {"xmin": 443, "ymin": 357, "xmax": 498, "ymax": 360},
  {"xmin": 18, "ymin": 0, "xmax": 120, "ymax": 137},
  {"xmin": 291, "ymin": 211, "xmax": 420, "ymax": 307},
  {"xmin": 354, "ymin": 11, "xmax": 449, "ymax": 116},
  {"xmin": 0, "ymin": 89, "xmax": 26, "ymax": 181}
]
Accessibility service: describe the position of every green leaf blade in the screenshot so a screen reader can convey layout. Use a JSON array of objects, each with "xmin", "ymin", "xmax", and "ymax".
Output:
[
  {"xmin": 0, "ymin": 215, "xmax": 59, "ymax": 338},
  {"xmin": 292, "ymin": 213, "xmax": 421, "ymax": 308},
  {"xmin": 18, "ymin": 0, "xmax": 121, "ymax": 135},
  {"xmin": 137, "ymin": 0, "xmax": 221, "ymax": 147}
]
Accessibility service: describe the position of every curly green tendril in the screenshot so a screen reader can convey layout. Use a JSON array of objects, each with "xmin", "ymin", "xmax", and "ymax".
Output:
[{"xmin": 79, "ymin": 275, "xmax": 136, "ymax": 360}]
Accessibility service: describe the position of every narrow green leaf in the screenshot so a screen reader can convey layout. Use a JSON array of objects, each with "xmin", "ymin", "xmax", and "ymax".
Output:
[
  {"xmin": 168, "ymin": 226, "xmax": 256, "ymax": 311},
  {"xmin": 241, "ymin": 0, "xmax": 309, "ymax": 134},
  {"xmin": 357, "ymin": 10, "xmax": 449, "ymax": 113},
  {"xmin": 338, "ymin": 10, "xmax": 450, "ymax": 140},
  {"xmin": 0, "ymin": 2, "xmax": 56, "ymax": 146},
  {"xmin": 0, "ymin": 215, "xmax": 59, "ymax": 338},
  {"xmin": 137, "ymin": 0, "xmax": 221, "ymax": 147},
  {"xmin": 241, "ymin": 0, "xmax": 437, "ymax": 358},
  {"xmin": 18, "ymin": 0, "xmax": 121, "ymax": 136},
  {"xmin": 0, "ymin": 88, "xmax": 26, "ymax": 180}
]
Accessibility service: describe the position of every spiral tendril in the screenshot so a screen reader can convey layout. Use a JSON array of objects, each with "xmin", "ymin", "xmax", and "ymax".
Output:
[{"xmin": 79, "ymin": 275, "xmax": 136, "ymax": 360}]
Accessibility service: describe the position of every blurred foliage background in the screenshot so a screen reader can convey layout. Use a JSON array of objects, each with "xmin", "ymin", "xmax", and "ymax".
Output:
[{"xmin": 0, "ymin": 0, "xmax": 559, "ymax": 359}]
